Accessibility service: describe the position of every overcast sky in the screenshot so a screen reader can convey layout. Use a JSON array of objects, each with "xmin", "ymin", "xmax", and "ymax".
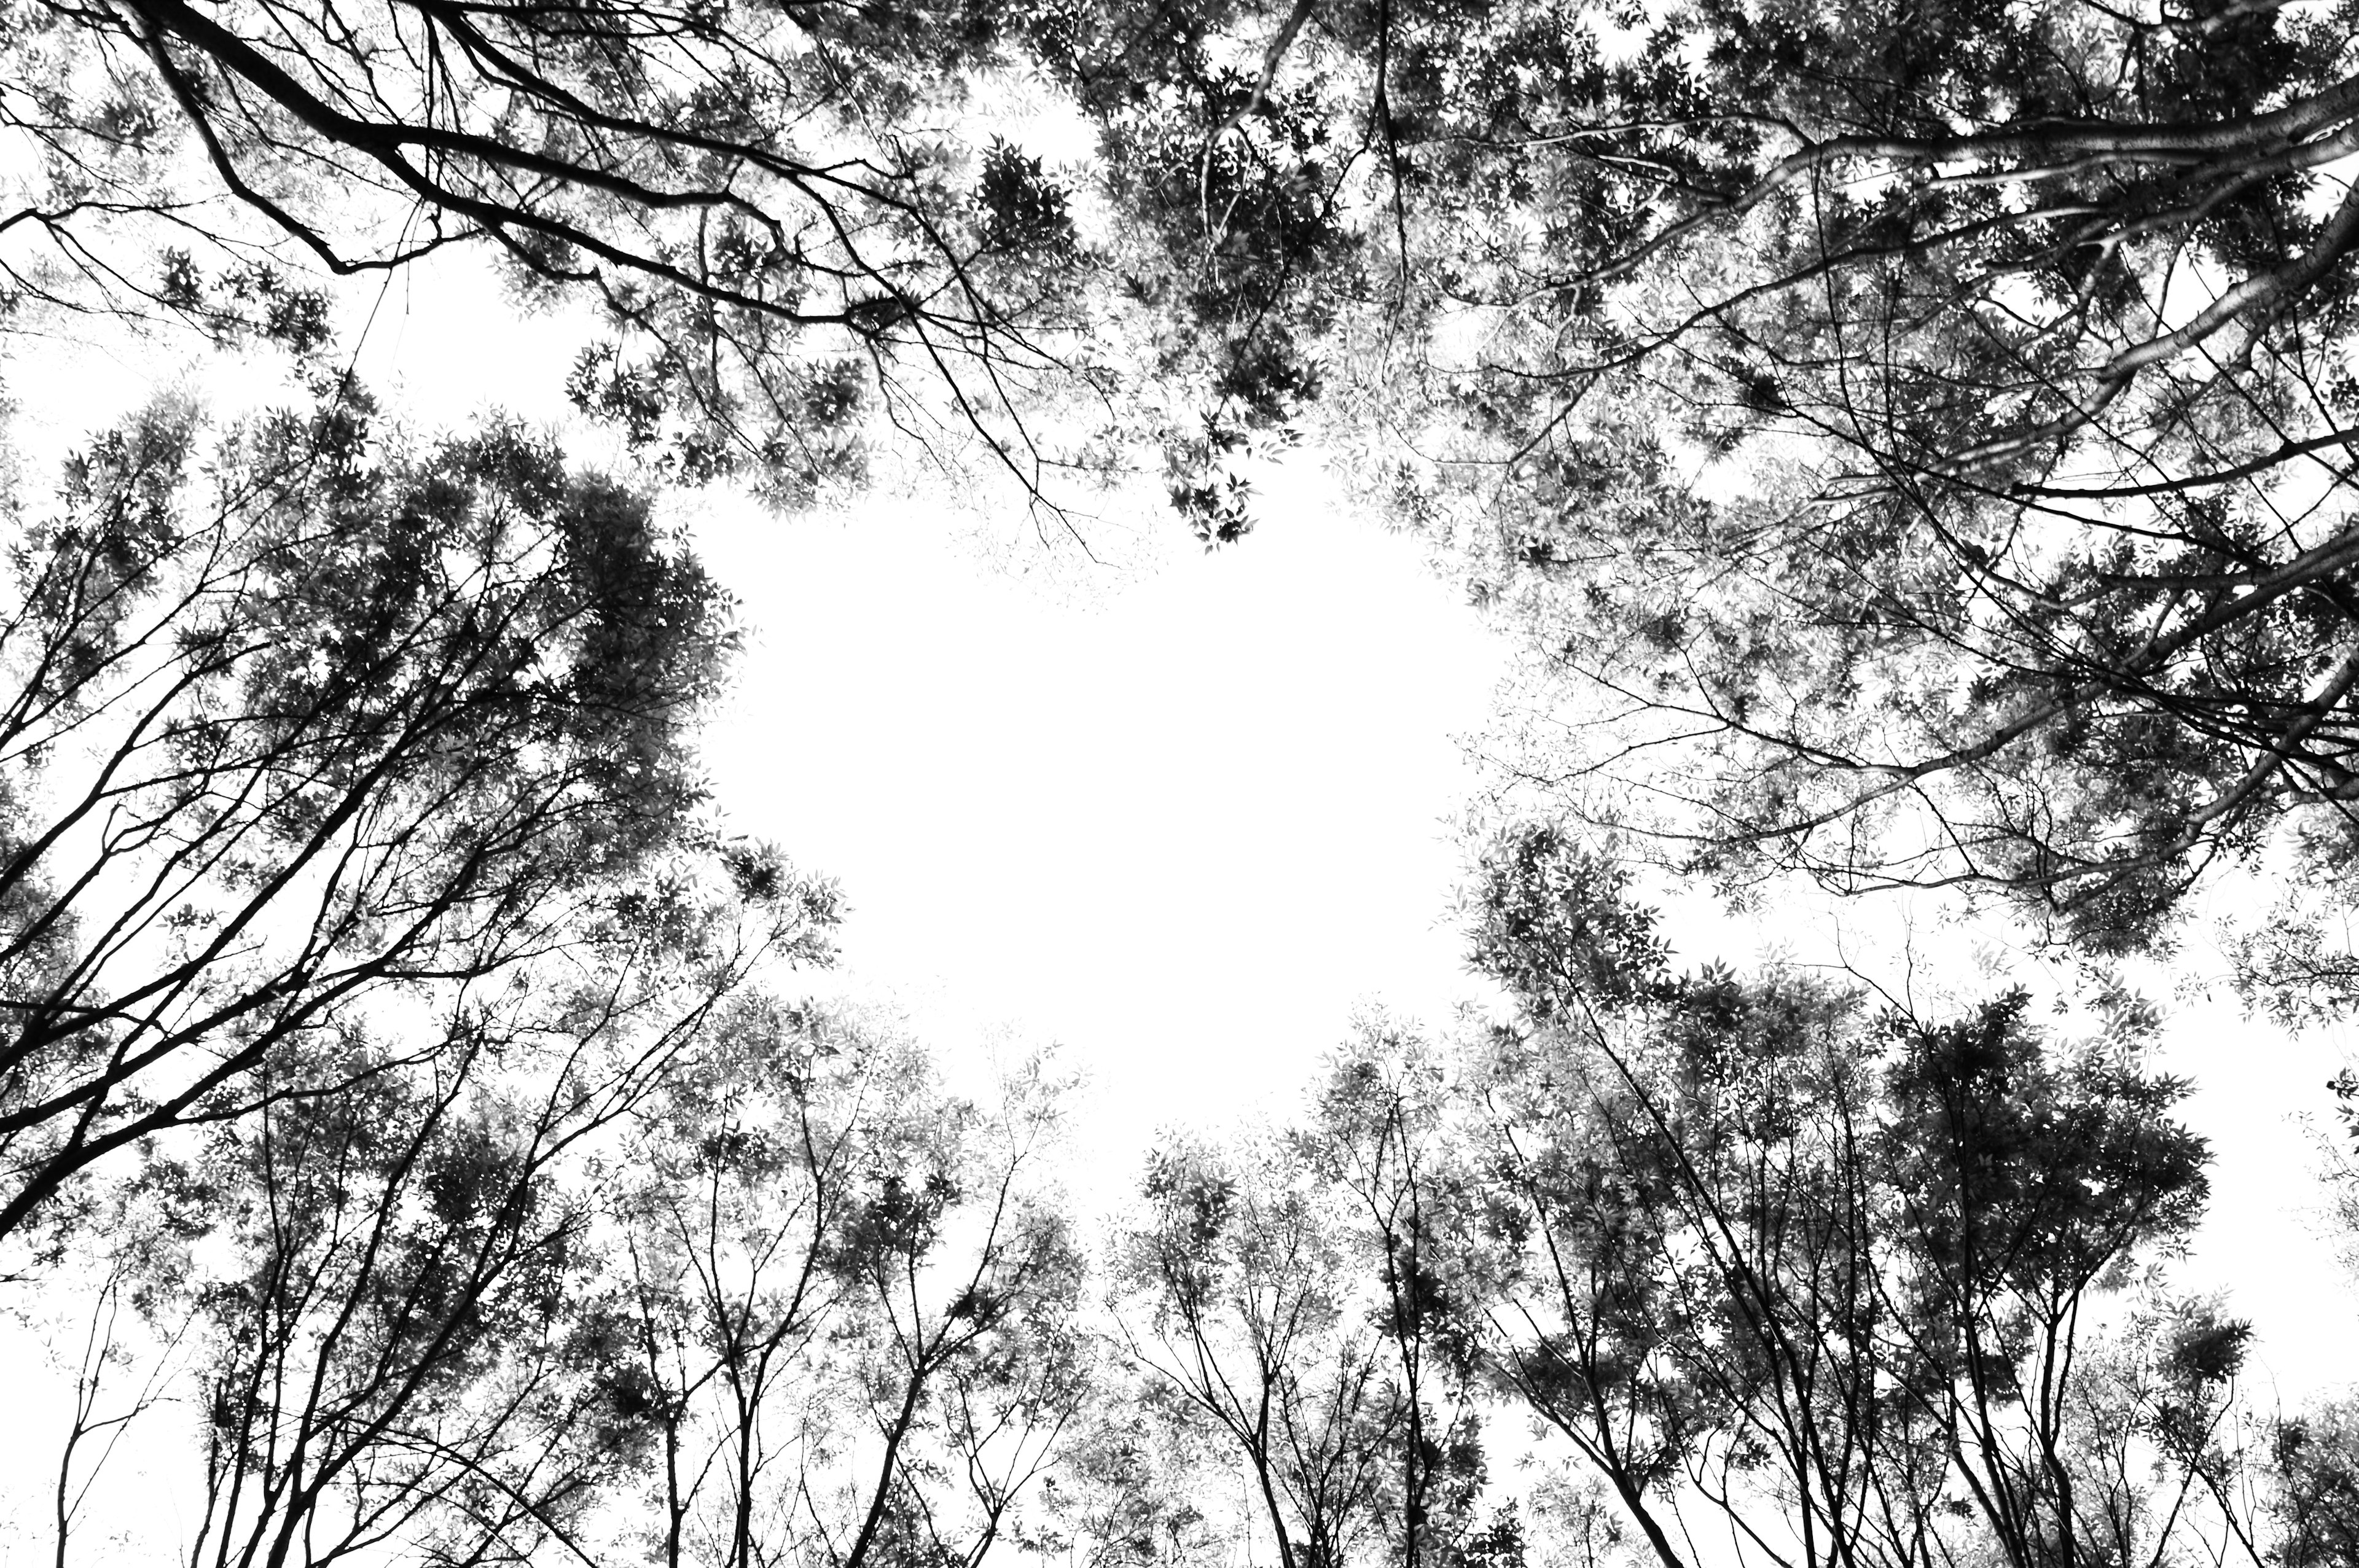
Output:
[
  {"xmin": 304, "ymin": 254, "xmax": 1512, "ymax": 1147},
  {"xmin": 685, "ymin": 472, "xmax": 2359, "ymax": 1411},
  {"xmin": 8, "ymin": 245, "xmax": 2333, "ymax": 1402},
  {"xmin": 687, "ymin": 474, "xmax": 1511, "ymax": 1156},
  {"xmin": 333, "ymin": 249, "xmax": 2359, "ymax": 1395},
  {"xmin": 0, "ymin": 249, "xmax": 2354, "ymax": 1568}
]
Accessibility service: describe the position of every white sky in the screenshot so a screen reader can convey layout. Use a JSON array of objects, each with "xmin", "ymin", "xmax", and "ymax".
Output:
[
  {"xmin": 212, "ymin": 249, "xmax": 2359, "ymax": 1398},
  {"xmin": 327, "ymin": 254, "xmax": 1517, "ymax": 1165},
  {"xmin": 684, "ymin": 474, "xmax": 1510, "ymax": 1160},
  {"xmin": 0, "ymin": 252, "xmax": 2350, "ymax": 1564}
]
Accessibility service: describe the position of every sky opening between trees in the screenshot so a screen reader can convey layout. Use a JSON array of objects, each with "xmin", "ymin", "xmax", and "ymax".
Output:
[{"xmin": 2, "ymin": 1, "xmax": 2358, "ymax": 1565}]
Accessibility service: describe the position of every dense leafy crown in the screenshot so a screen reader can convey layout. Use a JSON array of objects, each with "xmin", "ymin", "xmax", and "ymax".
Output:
[{"xmin": 1308, "ymin": 0, "xmax": 2359, "ymax": 956}]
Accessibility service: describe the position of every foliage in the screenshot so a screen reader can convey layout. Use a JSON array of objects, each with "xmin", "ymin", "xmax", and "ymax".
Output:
[
  {"xmin": 1111, "ymin": 1127, "xmax": 1407, "ymax": 1568},
  {"xmin": 2, "ymin": 7, "xmax": 2355, "ymax": 1563},
  {"xmin": 2269, "ymin": 1397, "xmax": 2359, "ymax": 1568},
  {"xmin": 0, "ymin": 380, "xmax": 762, "ymax": 1252},
  {"xmin": 1436, "ymin": 824, "xmax": 2283, "ymax": 1568},
  {"xmin": 1, "ymin": 0, "xmax": 1125, "ymax": 505},
  {"xmin": 591, "ymin": 1002, "xmax": 1089, "ymax": 1568},
  {"xmin": 19, "ymin": 793, "xmax": 2355, "ymax": 1568},
  {"xmin": 1294, "ymin": 1031, "xmax": 1493, "ymax": 1568},
  {"xmin": 1082, "ymin": 824, "xmax": 2355, "ymax": 1568},
  {"xmin": 1027, "ymin": 0, "xmax": 2359, "ymax": 980}
]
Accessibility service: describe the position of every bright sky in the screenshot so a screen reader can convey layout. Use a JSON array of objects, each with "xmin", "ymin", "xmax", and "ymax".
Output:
[
  {"xmin": 1, "ymin": 249, "xmax": 2347, "ymax": 1528},
  {"xmin": 299, "ymin": 248, "xmax": 2359, "ymax": 1401},
  {"xmin": 0, "ymin": 259, "xmax": 1534, "ymax": 1563},
  {"xmin": 325, "ymin": 252, "xmax": 1516, "ymax": 1168},
  {"xmin": 686, "ymin": 477, "xmax": 1510, "ymax": 1162}
]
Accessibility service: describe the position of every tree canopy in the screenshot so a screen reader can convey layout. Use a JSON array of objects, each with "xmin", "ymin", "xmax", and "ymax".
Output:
[
  {"xmin": 7, "ymin": 0, "xmax": 1127, "ymax": 506},
  {"xmin": 0, "ymin": 379, "xmax": 843, "ymax": 1251},
  {"xmin": 1205, "ymin": 0, "xmax": 2359, "ymax": 963},
  {"xmin": 2, "ymin": 2, "xmax": 2358, "ymax": 1565}
]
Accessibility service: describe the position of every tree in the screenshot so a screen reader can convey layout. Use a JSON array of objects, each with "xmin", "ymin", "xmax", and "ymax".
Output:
[
  {"xmin": 44, "ymin": 837, "xmax": 829, "ymax": 1567},
  {"xmin": 1296, "ymin": 1029, "xmax": 1493, "ymax": 1568},
  {"xmin": 1025, "ymin": 1397, "xmax": 1229, "ymax": 1568},
  {"xmin": 2267, "ymin": 1398, "xmax": 2359, "ymax": 1568},
  {"xmin": 1455, "ymin": 824, "xmax": 2267, "ymax": 1568},
  {"xmin": 1043, "ymin": 0, "xmax": 2359, "ymax": 961},
  {"xmin": 593, "ymin": 1002, "xmax": 1088, "ymax": 1568},
  {"xmin": 1111, "ymin": 1130, "xmax": 1404, "ymax": 1568},
  {"xmin": 45, "ymin": 981, "xmax": 1086, "ymax": 1568},
  {"xmin": 1092, "ymin": 828, "xmax": 2340, "ymax": 1568},
  {"xmin": 0, "ymin": 0, "xmax": 1204, "ymax": 511},
  {"xmin": 0, "ymin": 380, "xmax": 762, "ymax": 1252}
]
